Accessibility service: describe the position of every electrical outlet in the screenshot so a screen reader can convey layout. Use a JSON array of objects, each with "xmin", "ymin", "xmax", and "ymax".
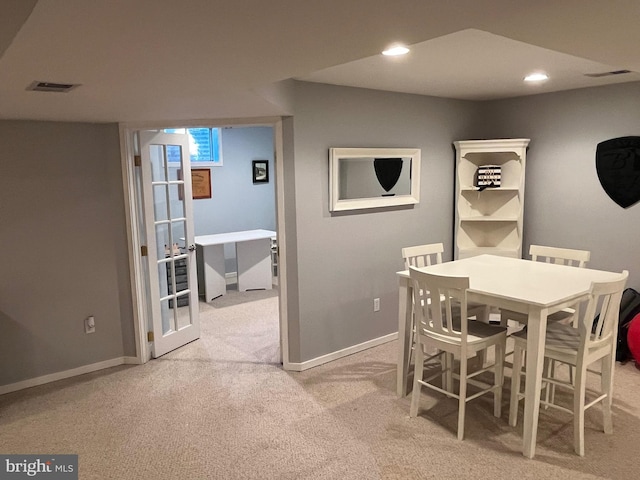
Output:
[
  {"xmin": 85, "ymin": 315, "xmax": 95, "ymax": 334},
  {"xmin": 373, "ymin": 298, "xmax": 380, "ymax": 312}
]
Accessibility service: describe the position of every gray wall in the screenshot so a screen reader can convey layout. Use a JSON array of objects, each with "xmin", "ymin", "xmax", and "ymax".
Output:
[
  {"xmin": 280, "ymin": 116, "xmax": 302, "ymax": 361},
  {"xmin": 480, "ymin": 82, "xmax": 640, "ymax": 289},
  {"xmin": 193, "ymin": 126, "xmax": 275, "ymax": 234},
  {"xmin": 0, "ymin": 120, "xmax": 134, "ymax": 386},
  {"xmin": 3, "ymin": 80, "xmax": 639, "ymax": 386},
  {"xmin": 192, "ymin": 126, "xmax": 275, "ymax": 272},
  {"xmin": 289, "ymin": 81, "xmax": 481, "ymax": 362}
]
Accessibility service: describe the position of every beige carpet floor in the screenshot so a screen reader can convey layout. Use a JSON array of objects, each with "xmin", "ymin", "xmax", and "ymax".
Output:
[{"xmin": 1, "ymin": 288, "xmax": 639, "ymax": 479}]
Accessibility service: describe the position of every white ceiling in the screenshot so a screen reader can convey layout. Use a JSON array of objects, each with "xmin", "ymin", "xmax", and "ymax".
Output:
[
  {"xmin": 299, "ymin": 29, "xmax": 640, "ymax": 101},
  {"xmin": 1, "ymin": 0, "xmax": 639, "ymax": 123}
]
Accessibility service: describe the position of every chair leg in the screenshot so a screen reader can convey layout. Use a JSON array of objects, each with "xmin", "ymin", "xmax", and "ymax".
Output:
[
  {"xmin": 573, "ymin": 363, "xmax": 587, "ymax": 456},
  {"xmin": 568, "ymin": 364, "xmax": 574, "ymax": 386},
  {"xmin": 457, "ymin": 354, "xmax": 468, "ymax": 440},
  {"xmin": 475, "ymin": 307, "xmax": 490, "ymax": 368},
  {"xmin": 407, "ymin": 314, "xmax": 416, "ymax": 379},
  {"xmin": 494, "ymin": 341, "xmax": 505, "ymax": 418},
  {"xmin": 440, "ymin": 351, "xmax": 447, "ymax": 391},
  {"xmin": 445, "ymin": 352, "xmax": 454, "ymax": 393},
  {"xmin": 543, "ymin": 358, "xmax": 556, "ymax": 408},
  {"xmin": 601, "ymin": 354, "xmax": 615, "ymax": 434},
  {"xmin": 509, "ymin": 343, "xmax": 524, "ymax": 427},
  {"xmin": 410, "ymin": 347, "xmax": 424, "ymax": 417}
]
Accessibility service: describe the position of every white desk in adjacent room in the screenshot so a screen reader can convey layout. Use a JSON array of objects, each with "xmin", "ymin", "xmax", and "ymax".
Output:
[{"xmin": 195, "ymin": 229, "xmax": 276, "ymax": 302}]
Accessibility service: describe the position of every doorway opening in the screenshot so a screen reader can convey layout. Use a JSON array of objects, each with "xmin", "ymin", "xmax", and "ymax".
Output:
[{"xmin": 120, "ymin": 117, "xmax": 289, "ymax": 368}]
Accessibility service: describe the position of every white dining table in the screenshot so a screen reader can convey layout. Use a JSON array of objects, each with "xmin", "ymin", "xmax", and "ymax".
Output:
[{"xmin": 396, "ymin": 254, "xmax": 622, "ymax": 458}]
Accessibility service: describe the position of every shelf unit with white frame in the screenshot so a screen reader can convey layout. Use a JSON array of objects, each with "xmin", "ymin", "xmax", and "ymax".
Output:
[{"xmin": 453, "ymin": 139, "xmax": 530, "ymax": 259}]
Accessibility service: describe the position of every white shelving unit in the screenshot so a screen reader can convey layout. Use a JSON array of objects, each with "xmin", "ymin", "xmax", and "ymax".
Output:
[{"xmin": 453, "ymin": 139, "xmax": 530, "ymax": 259}]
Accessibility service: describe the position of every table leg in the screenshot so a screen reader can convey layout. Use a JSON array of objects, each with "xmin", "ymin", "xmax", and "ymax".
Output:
[
  {"xmin": 397, "ymin": 278, "xmax": 412, "ymax": 397},
  {"xmin": 236, "ymin": 238, "xmax": 272, "ymax": 291},
  {"xmin": 522, "ymin": 307, "xmax": 548, "ymax": 458},
  {"xmin": 198, "ymin": 244, "xmax": 226, "ymax": 302}
]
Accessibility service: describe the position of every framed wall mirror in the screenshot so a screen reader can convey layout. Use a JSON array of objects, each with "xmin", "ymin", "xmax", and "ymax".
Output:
[{"xmin": 329, "ymin": 147, "xmax": 421, "ymax": 212}]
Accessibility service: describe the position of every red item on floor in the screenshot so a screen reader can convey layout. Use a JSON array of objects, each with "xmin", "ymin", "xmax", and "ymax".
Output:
[{"xmin": 626, "ymin": 312, "xmax": 640, "ymax": 367}]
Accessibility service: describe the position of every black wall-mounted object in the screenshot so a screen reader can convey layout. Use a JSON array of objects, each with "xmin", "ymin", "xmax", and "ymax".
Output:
[
  {"xmin": 596, "ymin": 136, "xmax": 640, "ymax": 208},
  {"xmin": 374, "ymin": 158, "xmax": 403, "ymax": 192}
]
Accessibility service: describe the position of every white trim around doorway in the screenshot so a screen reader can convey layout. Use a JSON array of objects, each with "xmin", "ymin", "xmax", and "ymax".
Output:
[{"xmin": 118, "ymin": 116, "xmax": 291, "ymax": 370}]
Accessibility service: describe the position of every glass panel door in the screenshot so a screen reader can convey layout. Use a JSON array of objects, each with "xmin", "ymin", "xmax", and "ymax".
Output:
[{"xmin": 139, "ymin": 131, "xmax": 200, "ymax": 357}]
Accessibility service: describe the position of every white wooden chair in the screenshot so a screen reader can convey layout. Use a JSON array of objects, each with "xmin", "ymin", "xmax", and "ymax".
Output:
[
  {"xmin": 500, "ymin": 245, "xmax": 592, "ymax": 328},
  {"xmin": 530, "ymin": 244, "xmax": 591, "ymax": 267},
  {"xmin": 508, "ymin": 270, "xmax": 628, "ymax": 456},
  {"xmin": 402, "ymin": 243, "xmax": 444, "ymax": 269},
  {"xmin": 408, "ymin": 267, "xmax": 507, "ymax": 440},
  {"xmin": 501, "ymin": 245, "xmax": 592, "ymax": 402},
  {"xmin": 402, "ymin": 243, "xmax": 489, "ymax": 384},
  {"xmin": 402, "ymin": 243, "xmax": 488, "ymax": 322}
]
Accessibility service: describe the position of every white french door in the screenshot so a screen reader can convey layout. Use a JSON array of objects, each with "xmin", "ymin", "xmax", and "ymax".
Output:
[{"xmin": 139, "ymin": 131, "xmax": 200, "ymax": 357}]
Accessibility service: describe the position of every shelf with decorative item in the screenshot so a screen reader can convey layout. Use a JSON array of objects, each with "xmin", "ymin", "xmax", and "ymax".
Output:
[{"xmin": 454, "ymin": 138, "xmax": 530, "ymax": 260}]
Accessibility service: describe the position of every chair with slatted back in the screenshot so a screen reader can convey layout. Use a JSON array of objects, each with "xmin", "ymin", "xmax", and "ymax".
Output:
[
  {"xmin": 500, "ymin": 245, "xmax": 592, "ymax": 329},
  {"xmin": 509, "ymin": 270, "xmax": 628, "ymax": 456},
  {"xmin": 403, "ymin": 244, "xmax": 489, "ymax": 323},
  {"xmin": 530, "ymin": 245, "xmax": 591, "ymax": 267},
  {"xmin": 402, "ymin": 244, "xmax": 489, "ymax": 323},
  {"xmin": 501, "ymin": 245, "xmax": 592, "ymax": 402},
  {"xmin": 409, "ymin": 267, "xmax": 507, "ymax": 440},
  {"xmin": 402, "ymin": 244, "xmax": 490, "ymax": 384},
  {"xmin": 402, "ymin": 243, "xmax": 444, "ymax": 269}
]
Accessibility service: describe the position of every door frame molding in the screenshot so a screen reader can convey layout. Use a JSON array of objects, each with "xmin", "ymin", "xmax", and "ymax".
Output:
[{"xmin": 119, "ymin": 116, "xmax": 290, "ymax": 368}]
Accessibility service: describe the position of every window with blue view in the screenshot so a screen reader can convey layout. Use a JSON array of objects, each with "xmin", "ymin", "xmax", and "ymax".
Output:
[{"xmin": 164, "ymin": 127, "xmax": 223, "ymax": 166}]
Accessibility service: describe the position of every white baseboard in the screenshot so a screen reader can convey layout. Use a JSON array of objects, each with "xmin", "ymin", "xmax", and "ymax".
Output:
[
  {"xmin": 122, "ymin": 356, "xmax": 141, "ymax": 365},
  {"xmin": 1, "ymin": 332, "xmax": 397, "ymax": 392},
  {"xmin": 285, "ymin": 332, "xmax": 397, "ymax": 372},
  {"xmin": 0, "ymin": 356, "xmax": 139, "ymax": 396}
]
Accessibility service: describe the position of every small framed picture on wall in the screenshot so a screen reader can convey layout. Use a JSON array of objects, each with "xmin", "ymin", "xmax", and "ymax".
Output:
[
  {"xmin": 191, "ymin": 168, "xmax": 212, "ymax": 199},
  {"xmin": 252, "ymin": 160, "xmax": 269, "ymax": 184},
  {"xmin": 178, "ymin": 168, "xmax": 212, "ymax": 200}
]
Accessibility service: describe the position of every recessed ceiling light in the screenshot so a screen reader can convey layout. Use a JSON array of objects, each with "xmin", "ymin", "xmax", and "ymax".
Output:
[
  {"xmin": 382, "ymin": 45, "xmax": 410, "ymax": 56},
  {"xmin": 524, "ymin": 72, "xmax": 549, "ymax": 82}
]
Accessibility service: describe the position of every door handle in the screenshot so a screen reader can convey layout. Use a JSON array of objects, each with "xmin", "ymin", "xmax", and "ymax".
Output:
[{"xmin": 188, "ymin": 244, "xmax": 196, "ymax": 252}]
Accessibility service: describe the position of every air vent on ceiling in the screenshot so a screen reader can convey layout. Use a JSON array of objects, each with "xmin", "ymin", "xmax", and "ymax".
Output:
[
  {"xmin": 584, "ymin": 69, "xmax": 632, "ymax": 78},
  {"xmin": 27, "ymin": 81, "xmax": 81, "ymax": 93}
]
